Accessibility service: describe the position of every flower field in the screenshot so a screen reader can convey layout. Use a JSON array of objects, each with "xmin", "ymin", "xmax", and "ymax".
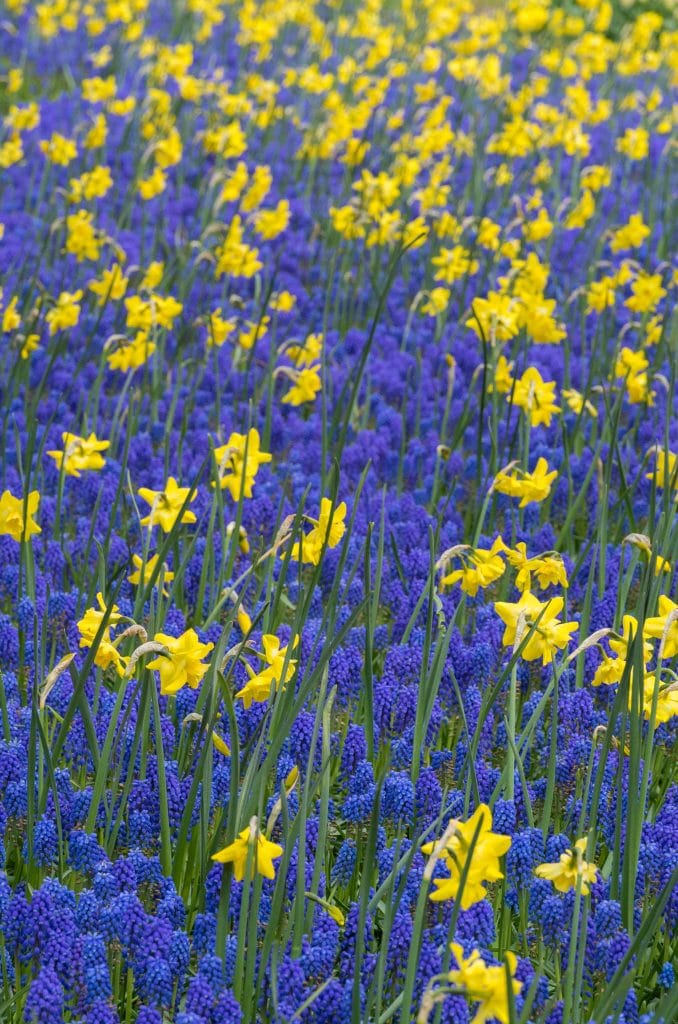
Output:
[{"xmin": 0, "ymin": 1, "xmax": 677, "ymax": 1022}]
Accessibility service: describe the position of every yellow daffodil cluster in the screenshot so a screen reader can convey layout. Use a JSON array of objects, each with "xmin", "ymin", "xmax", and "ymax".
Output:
[{"xmin": 591, "ymin": 602, "xmax": 678, "ymax": 725}]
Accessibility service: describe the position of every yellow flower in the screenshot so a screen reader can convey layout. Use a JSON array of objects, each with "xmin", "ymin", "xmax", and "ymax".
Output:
[
  {"xmin": 614, "ymin": 346, "xmax": 655, "ymax": 405},
  {"xmin": 154, "ymin": 127, "xmax": 183, "ymax": 168},
  {"xmin": 291, "ymin": 498, "xmax": 347, "ymax": 565},
  {"xmin": 515, "ymin": 2, "xmax": 549, "ymax": 33},
  {"xmin": 106, "ymin": 333, "xmax": 156, "ymax": 372},
  {"xmin": 0, "ymin": 490, "xmax": 41, "ymax": 542},
  {"xmin": 564, "ymin": 188, "xmax": 595, "ymax": 230},
  {"xmin": 127, "ymin": 553, "xmax": 174, "ymax": 590},
  {"xmin": 286, "ymin": 333, "xmax": 323, "ymax": 368},
  {"xmin": 212, "ymin": 818, "xmax": 283, "ymax": 881},
  {"xmin": 625, "ymin": 272, "xmax": 666, "ymax": 314},
  {"xmin": 488, "ymin": 354, "xmax": 514, "ymax": 395},
  {"xmin": 39, "ymin": 132, "xmax": 77, "ymax": 166},
  {"xmin": 220, "ymin": 160, "xmax": 248, "ymax": 202},
  {"xmin": 511, "ymin": 367, "xmax": 560, "ymax": 427},
  {"xmin": 610, "ymin": 213, "xmax": 650, "ymax": 252},
  {"xmin": 587, "ymin": 276, "xmax": 616, "ymax": 314},
  {"xmin": 522, "ymin": 206, "xmax": 553, "ymax": 242},
  {"xmin": 2, "ymin": 296, "xmax": 21, "ymax": 333},
  {"xmin": 82, "ymin": 75, "xmax": 116, "ymax": 103},
  {"xmin": 581, "ymin": 165, "xmax": 611, "ymax": 191},
  {"xmin": 242, "ymin": 165, "xmax": 272, "ymax": 211},
  {"xmin": 440, "ymin": 537, "xmax": 507, "ymax": 597},
  {"xmin": 421, "ymin": 287, "xmax": 450, "ymax": 317},
  {"xmin": 448, "ymin": 944, "xmax": 521, "ymax": 1024},
  {"xmin": 153, "ymin": 294, "xmax": 183, "ymax": 330},
  {"xmin": 7, "ymin": 68, "xmax": 23, "ymax": 94},
  {"xmin": 138, "ymin": 477, "xmax": 197, "ymax": 532},
  {"xmin": 0, "ymin": 135, "xmax": 24, "ymax": 169},
  {"xmin": 477, "ymin": 217, "xmax": 501, "ymax": 251},
  {"xmin": 138, "ymin": 167, "xmax": 167, "ymax": 200},
  {"xmin": 252, "ymin": 199, "xmax": 290, "ymax": 240},
  {"xmin": 215, "ymin": 216, "xmax": 262, "ymax": 279},
  {"xmin": 77, "ymin": 593, "xmax": 122, "ymax": 644},
  {"xmin": 147, "ymin": 629, "xmax": 214, "ymax": 696},
  {"xmin": 65, "ymin": 210, "xmax": 102, "ymax": 263},
  {"xmin": 431, "ymin": 245, "xmax": 479, "ymax": 285},
  {"xmin": 535, "ymin": 838, "xmax": 598, "ymax": 894},
  {"xmin": 519, "ymin": 295, "xmax": 566, "ymax": 345},
  {"xmin": 70, "ymin": 165, "xmax": 113, "ymax": 202},
  {"xmin": 77, "ymin": 593, "xmax": 126, "ymax": 677},
  {"xmin": 281, "ymin": 365, "xmax": 322, "ymax": 406},
  {"xmin": 609, "ymin": 615, "xmax": 653, "ymax": 662},
  {"xmin": 645, "ymin": 449, "xmax": 676, "ymax": 490},
  {"xmin": 330, "ymin": 204, "xmax": 365, "ymax": 240},
  {"xmin": 562, "ymin": 388, "xmax": 598, "ymax": 418},
  {"xmin": 494, "ymin": 591, "xmax": 578, "ymax": 664},
  {"xmin": 466, "ymin": 292, "xmax": 520, "ymax": 343},
  {"xmin": 46, "ymin": 290, "xmax": 83, "ymax": 336},
  {"xmin": 422, "ymin": 804, "xmax": 511, "ymax": 909},
  {"xmin": 643, "ymin": 596, "xmax": 678, "ymax": 660},
  {"xmin": 47, "ymin": 432, "xmax": 109, "ymax": 477},
  {"xmin": 235, "ymin": 635, "xmax": 298, "ymax": 709},
  {"xmin": 141, "ymin": 262, "xmax": 165, "ymax": 291},
  {"xmin": 632, "ymin": 672, "xmax": 678, "ymax": 724},
  {"xmin": 212, "ymin": 428, "xmax": 272, "ymax": 501},
  {"xmin": 238, "ymin": 316, "xmax": 269, "ymax": 350},
  {"xmin": 505, "ymin": 543, "xmax": 568, "ymax": 592},
  {"xmin": 21, "ymin": 334, "xmax": 41, "ymax": 360},
  {"xmin": 269, "ymin": 290, "xmax": 296, "ymax": 313},
  {"xmin": 205, "ymin": 308, "xmax": 236, "ymax": 348},
  {"xmin": 212, "ymin": 730, "xmax": 231, "ymax": 757},
  {"xmin": 125, "ymin": 296, "xmax": 153, "ymax": 332},
  {"xmin": 592, "ymin": 652, "xmax": 626, "ymax": 688},
  {"xmin": 84, "ymin": 113, "xmax": 108, "ymax": 149},
  {"xmin": 616, "ymin": 126, "xmax": 649, "ymax": 161},
  {"xmin": 493, "ymin": 457, "xmax": 558, "ymax": 507},
  {"xmin": 90, "ymin": 264, "xmax": 128, "ymax": 305}
]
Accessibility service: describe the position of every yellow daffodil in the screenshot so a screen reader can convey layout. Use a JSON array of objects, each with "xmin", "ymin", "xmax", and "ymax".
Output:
[
  {"xmin": 45, "ymin": 290, "xmax": 83, "ymax": 336},
  {"xmin": 448, "ymin": 944, "xmax": 521, "ymax": 1024},
  {"xmin": 47, "ymin": 432, "xmax": 110, "ymax": 477},
  {"xmin": 422, "ymin": 804, "xmax": 511, "ymax": 909},
  {"xmin": 127, "ymin": 553, "xmax": 174, "ymax": 591},
  {"xmin": 511, "ymin": 367, "xmax": 560, "ymax": 427},
  {"xmin": 493, "ymin": 458, "xmax": 558, "ymax": 507},
  {"xmin": 440, "ymin": 537, "xmax": 507, "ymax": 597},
  {"xmin": 235, "ymin": 634, "xmax": 298, "ymax": 709},
  {"xmin": 535, "ymin": 838, "xmax": 597, "ymax": 894},
  {"xmin": 213, "ymin": 428, "xmax": 272, "ymax": 501},
  {"xmin": 643, "ymin": 596, "xmax": 678, "ymax": 659},
  {"xmin": 291, "ymin": 498, "xmax": 347, "ymax": 565},
  {"xmin": 77, "ymin": 593, "xmax": 126, "ymax": 677},
  {"xmin": 494, "ymin": 591, "xmax": 578, "ymax": 664},
  {"xmin": 138, "ymin": 477, "xmax": 197, "ymax": 532},
  {"xmin": 0, "ymin": 490, "xmax": 41, "ymax": 542},
  {"xmin": 147, "ymin": 629, "xmax": 214, "ymax": 695},
  {"xmin": 212, "ymin": 817, "xmax": 283, "ymax": 881},
  {"xmin": 281, "ymin": 365, "xmax": 322, "ymax": 405}
]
